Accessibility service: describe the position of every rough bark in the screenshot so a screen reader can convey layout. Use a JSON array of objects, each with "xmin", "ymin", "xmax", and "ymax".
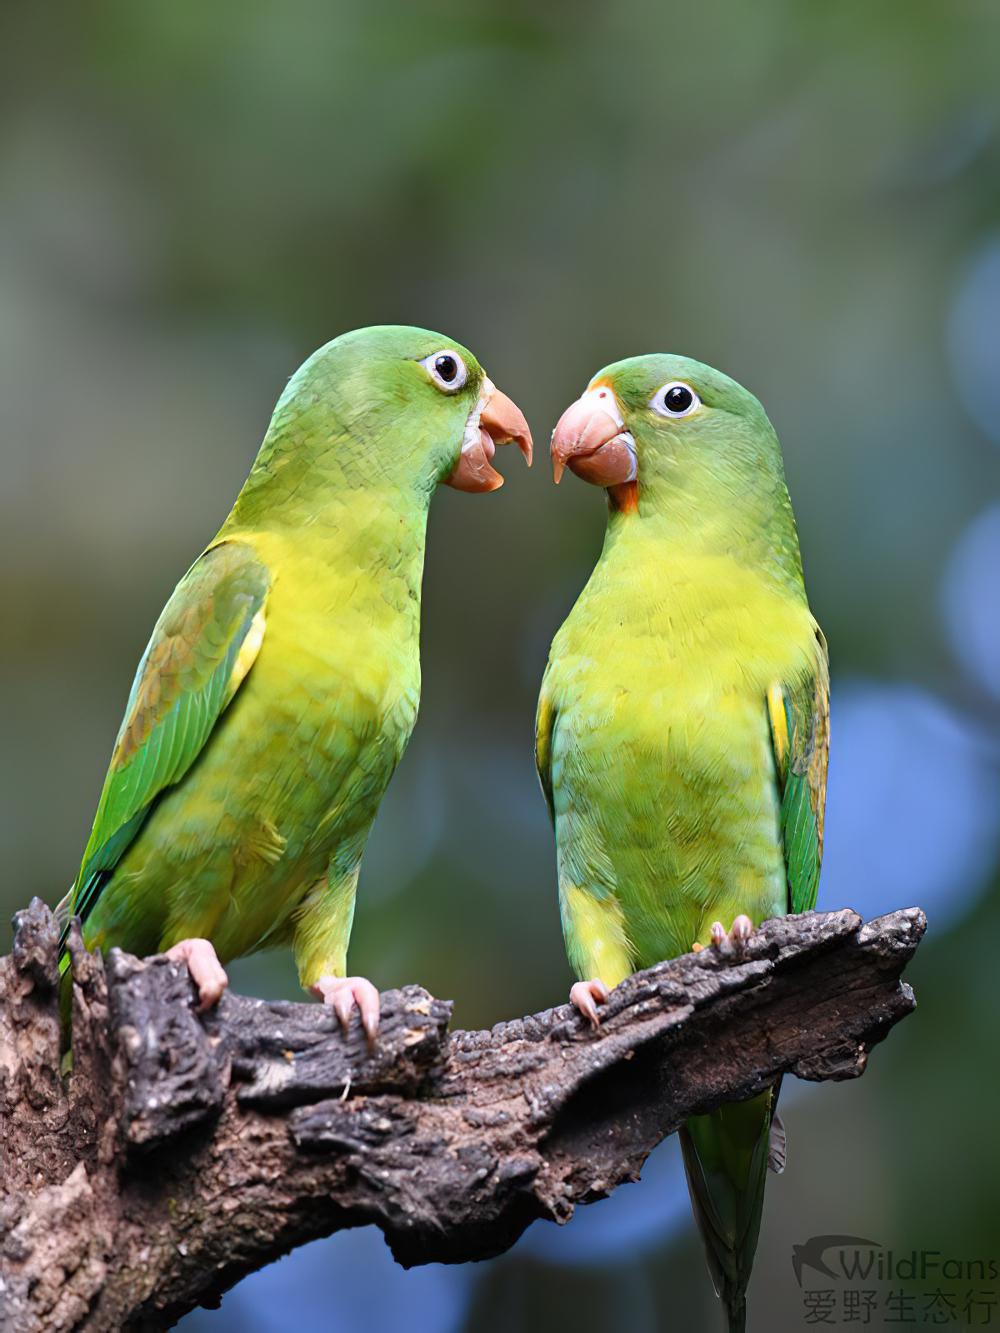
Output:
[{"xmin": 0, "ymin": 900, "xmax": 925, "ymax": 1332}]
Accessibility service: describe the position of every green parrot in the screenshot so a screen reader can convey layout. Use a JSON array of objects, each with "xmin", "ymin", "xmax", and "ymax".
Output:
[
  {"xmin": 59, "ymin": 324, "xmax": 531, "ymax": 1035},
  {"xmin": 536, "ymin": 356, "xmax": 828, "ymax": 1331}
]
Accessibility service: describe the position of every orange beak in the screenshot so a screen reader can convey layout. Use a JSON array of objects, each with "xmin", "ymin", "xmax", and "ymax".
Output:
[
  {"xmin": 445, "ymin": 382, "xmax": 533, "ymax": 493},
  {"xmin": 550, "ymin": 386, "xmax": 636, "ymax": 488}
]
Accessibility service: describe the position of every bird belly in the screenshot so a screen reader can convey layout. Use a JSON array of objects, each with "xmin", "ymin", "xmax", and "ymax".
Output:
[{"xmin": 552, "ymin": 662, "xmax": 787, "ymax": 971}]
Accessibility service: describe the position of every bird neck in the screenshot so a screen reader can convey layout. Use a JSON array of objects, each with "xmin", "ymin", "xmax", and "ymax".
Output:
[
  {"xmin": 219, "ymin": 415, "xmax": 438, "ymax": 606},
  {"xmin": 224, "ymin": 376, "xmax": 444, "ymax": 519},
  {"xmin": 603, "ymin": 464, "xmax": 807, "ymax": 600}
]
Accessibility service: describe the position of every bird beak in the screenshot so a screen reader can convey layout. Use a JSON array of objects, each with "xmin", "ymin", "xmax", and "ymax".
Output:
[
  {"xmin": 445, "ymin": 380, "xmax": 533, "ymax": 493},
  {"xmin": 550, "ymin": 385, "xmax": 637, "ymax": 487}
]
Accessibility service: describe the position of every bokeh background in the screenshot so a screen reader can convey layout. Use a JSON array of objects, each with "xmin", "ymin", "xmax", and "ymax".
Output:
[{"xmin": 3, "ymin": 1, "xmax": 1000, "ymax": 1329}]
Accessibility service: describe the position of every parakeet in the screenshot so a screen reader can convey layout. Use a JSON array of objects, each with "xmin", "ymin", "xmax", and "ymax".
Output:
[
  {"xmin": 536, "ymin": 355, "xmax": 828, "ymax": 1331},
  {"xmin": 60, "ymin": 325, "xmax": 531, "ymax": 1035}
]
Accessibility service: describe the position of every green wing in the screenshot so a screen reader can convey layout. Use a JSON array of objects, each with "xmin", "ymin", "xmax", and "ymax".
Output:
[
  {"xmin": 65, "ymin": 541, "xmax": 271, "ymax": 942},
  {"xmin": 768, "ymin": 624, "xmax": 830, "ymax": 915}
]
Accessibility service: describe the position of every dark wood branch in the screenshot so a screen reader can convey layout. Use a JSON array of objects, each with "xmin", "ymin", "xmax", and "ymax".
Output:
[{"xmin": 0, "ymin": 901, "xmax": 925, "ymax": 1332}]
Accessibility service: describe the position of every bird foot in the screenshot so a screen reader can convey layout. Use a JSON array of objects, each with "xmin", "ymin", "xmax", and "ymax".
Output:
[
  {"xmin": 311, "ymin": 975, "xmax": 380, "ymax": 1043},
  {"xmin": 165, "ymin": 937, "xmax": 229, "ymax": 1012},
  {"xmin": 569, "ymin": 978, "xmax": 609, "ymax": 1029},
  {"xmin": 709, "ymin": 914, "xmax": 754, "ymax": 953}
]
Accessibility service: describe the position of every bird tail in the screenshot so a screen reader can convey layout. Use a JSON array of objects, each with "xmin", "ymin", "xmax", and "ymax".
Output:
[{"xmin": 679, "ymin": 1086, "xmax": 777, "ymax": 1332}]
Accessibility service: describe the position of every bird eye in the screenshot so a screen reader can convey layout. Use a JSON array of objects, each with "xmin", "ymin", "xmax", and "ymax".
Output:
[
  {"xmin": 650, "ymin": 381, "xmax": 700, "ymax": 418},
  {"xmin": 421, "ymin": 350, "xmax": 468, "ymax": 393}
]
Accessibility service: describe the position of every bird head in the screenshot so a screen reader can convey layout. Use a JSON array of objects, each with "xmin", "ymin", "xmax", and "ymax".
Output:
[
  {"xmin": 549, "ymin": 354, "xmax": 779, "ymax": 516},
  {"xmin": 263, "ymin": 325, "xmax": 532, "ymax": 500}
]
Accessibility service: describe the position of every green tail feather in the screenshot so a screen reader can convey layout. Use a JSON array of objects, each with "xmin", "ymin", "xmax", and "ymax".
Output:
[{"xmin": 679, "ymin": 1088, "xmax": 775, "ymax": 1332}]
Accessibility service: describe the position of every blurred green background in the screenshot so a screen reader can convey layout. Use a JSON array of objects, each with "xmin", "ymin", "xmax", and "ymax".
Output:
[{"xmin": 3, "ymin": 1, "xmax": 1000, "ymax": 1329}]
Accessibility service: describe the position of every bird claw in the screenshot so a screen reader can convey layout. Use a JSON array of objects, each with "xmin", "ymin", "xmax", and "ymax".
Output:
[
  {"xmin": 709, "ymin": 914, "xmax": 754, "ymax": 952},
  {"xmin": 311, "ymin": 975, "xmax": 381, "ymax": 1043},
  {"xmin": 165, "ymin": 937, "xmax": 229, "ymax": 1012},
  {"xmin": 569, "ymin": 978, "xmax": 609, "ymax": 1030}
]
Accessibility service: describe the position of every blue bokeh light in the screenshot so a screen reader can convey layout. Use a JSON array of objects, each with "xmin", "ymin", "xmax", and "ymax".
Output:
[
  {"xmin": 523, "ymin": 1138, "xmax": 689, "ymax": 1267},
  {"xmin": 820, "ymin": 680, "xmax": 1000, "ymax": 928},
  {"xmin": 948, "ymin": 236, "xmax": 1000, "ymax": 447},
  {"xmin": 942, "ymin": 504, "xmax": 1000, "ymax": 702},
  {"xmin": 179, "ymin": 1227, "xmax": 473, "ymax": 1333}
]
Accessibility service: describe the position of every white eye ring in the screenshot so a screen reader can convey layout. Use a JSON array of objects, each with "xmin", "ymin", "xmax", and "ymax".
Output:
[
  {"xmin": 421, "ymin": 350, "xmax": 468, "ymax": 394},
  {"xmin": 650, "ymin": 381, "xmax": 700, "ymax": 418}
]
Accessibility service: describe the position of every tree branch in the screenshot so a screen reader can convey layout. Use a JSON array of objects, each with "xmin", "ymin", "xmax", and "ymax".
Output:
[{"xmin": 0, "ymin": 900, "xmax": 925, "ymax": 1331}]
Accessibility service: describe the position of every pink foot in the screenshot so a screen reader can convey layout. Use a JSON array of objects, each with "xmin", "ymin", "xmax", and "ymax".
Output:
[
  {"xmin": 165, "ymin": 938, "xmax": 228, "ymax": 1012},
  {"xmin": 311, "ymin": 975, "xmax": 380, "ymax": 1043},
  {"xmin": 570, "ymin": 978, "xmax": 609, "ymax": 1030},
  {"xmin": 709, "ymin": 914, "xmax": 754, "ymax": 950}
]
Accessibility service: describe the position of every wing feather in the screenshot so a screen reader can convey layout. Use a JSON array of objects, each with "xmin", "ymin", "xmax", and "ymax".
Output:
[
  {"xmin": 535, "ymin": 675, "xmax": 557, "ymax": 825},
  {"xmin": 768, "ymin": 624, "xmax": 830, "ymax": 916},
  {"xmin": 66, "ymin": 541, "xmax": 271, "ymax": 939}
]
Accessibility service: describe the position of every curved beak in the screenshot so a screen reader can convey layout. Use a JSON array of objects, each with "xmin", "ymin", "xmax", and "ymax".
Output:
[
  {"xmin": 445, "ymin": 380, "xmax": 533, "ymax": 493},
  {"xmin": 550, "ymin": 386, "xmax": 636, "ymax": 488}
]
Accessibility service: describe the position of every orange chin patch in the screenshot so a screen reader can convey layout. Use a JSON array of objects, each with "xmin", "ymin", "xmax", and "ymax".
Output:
[{"xmin": 609, "ymin": 480, "xmax": 638, "ymax": 514}]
